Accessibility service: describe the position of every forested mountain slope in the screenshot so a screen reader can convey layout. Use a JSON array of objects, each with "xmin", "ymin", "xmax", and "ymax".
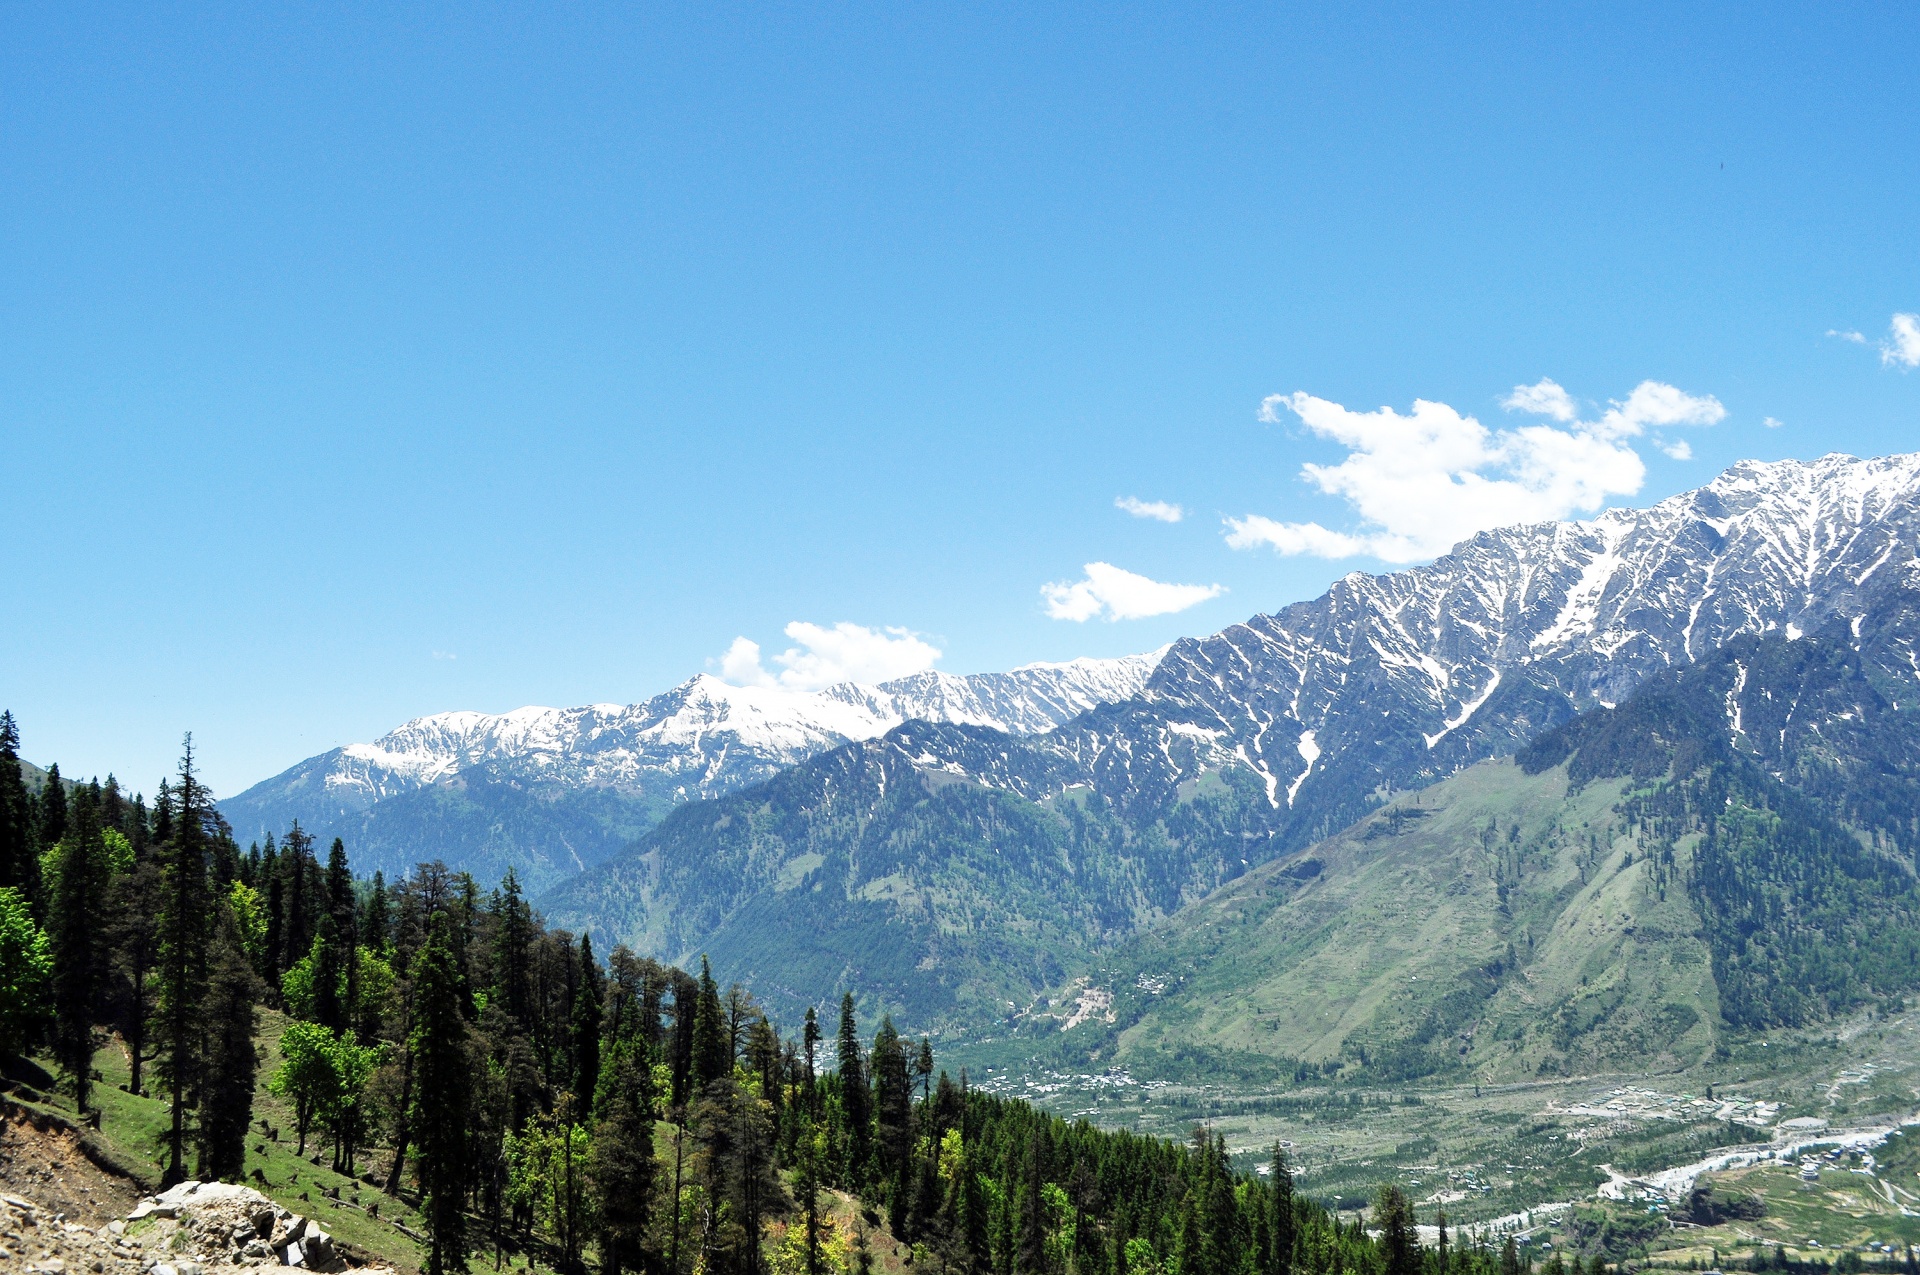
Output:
[
  {"xmin": 548, "ymin": 455, "xmax": 1920, "ymax": 1039},
  {"xmin": 1042, "ymin": 589, "xmax": 1920, "ymax": 1084}
]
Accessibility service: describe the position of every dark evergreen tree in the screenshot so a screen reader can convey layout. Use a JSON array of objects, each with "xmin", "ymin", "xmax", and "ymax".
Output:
[
  {"xmin": 326, "ymin": 838, "xmax": 359, "ymax": 1035},
  {"xmin": 153, "ymin": 738, "xmax": 213, "ymax": 1186},
  {"xmin": 692, "ymin": 955, "xmax": 729, "ymax": 1089},
  {"xmin": 280, "ymin": 822, "xmax": 316, "ymax": 976},
  {"xmin": 572, "ymin": 932, "xmax": 604, "ymax": 1113},
  {"xmin": 0, "ymin": 712, "xmax": 31, "ymax": 898},
  {"xmin": 802, "ymin": 1006, "xmax": 821, "ymax": 1109},
  {"xmin": 111, "ymin": 851, "xmax": 162, "ymax": 1097},
  {"xmin": 48, "ymin": 782, "xmax": 109, "ymax": 1111},
  {"xmin": 37, "ymin": 762, "xmax": 69, "ymax": 859},
  {"xmin": 837, "ymin": 993, "xmax": 871, "ymax": 1186},
  {"xmin": 412, "ymin": 910, "xmax": 474, "ymax": 1275},
  {"xmin": 1270, "ymin": 1146, "xmax": 1295, "ymax": 1275},
  {"xmin": 313, "ymin": 911, "xmax": 345, "ymax": 1032},
  {"xmin": 491, "ymin": 868, "xmax": 534, "ymax": 1031},
  {"xmin": 363, "ymin": 871, "xmax": 389, "ymax": 953},
  {"xmin": 591, "ymin": 1038, "xmax": 655, "ymax": 1275},
  {"xmin": 197, "ymin": 914, "xmax": 258, "ymax": 1180},
  {"xmin": 1374, "ymin": 1186, "xmax": 1417, "ymax": 1275},
  {"xmin": 871, "ymin": 1015, "xmax": 912, "ymax": 1200}
]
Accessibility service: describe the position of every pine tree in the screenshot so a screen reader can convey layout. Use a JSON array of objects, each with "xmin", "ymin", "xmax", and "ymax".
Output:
[
  {"xmin": 871, "ymin": 1015, "xmax": 912, "ymax": 1206},
  {"xmin": 800, "ymin": 1127, "xmax": 825, "ymax": 1275},
  {"xmin": 0, "ymin": 713, "xmax": 31, "ymax": 898},
  {"xmin": 197, "ymin": 914, "xmax": 259, "ymax": 1180},
  {"xmin": 837, "ymin": 993, "xmax": 870, "ymax": 1187},
  {"xmin": 327, "ymin": 838, "xmax": 359, "ymax": 1035},
  {"xmin": 363, "ymin": 871, "xmax": 389, "ymax": 953},
  {"xmin": 154, "ymin": 738, "xmax": 213, "ymax": 1186},
  {"xmin": 1270, "ymin": 1146, "xmax": 1295, "ymax": 1275},
  {"xmin": 491, "ymin": 869, "xmax": 533, "ymax": 1032},
  {"xmin": 802, "ymin": 1006, "xmax": 821, "ymax": 1113},
  {"xmin": 412, "ymin": 910, "xmax": 474, "ymax": 1275},
  {"xmin": 1017, "ymin": 1129, "xmax": 1049, "ymax": 1275},
  {"xmin": 313, "ymin": 912, "xmax": 346, "ymax": 1032},
  {"xmin": 1374, "ymin": 1186, "xmax": 1417, "ymax": 1275},
  {"xmin": 112, "ymin": 851, "xmax": 162, "ymax": 1097},
  {"xmin": 281, "ymin": 822, "xmax": 316, "ymax": 975},
  {"xmin": 572, "ymin": 933, "xmax": 604, "ymax": 1115},
  {"xmin": 49, "ymin": 782, "xmax": 109, "ymax": 1111},
  {"xmin": 692, "ymin": 955, "xmax": 729, "ymax": 1089},
  {"xmin": 37, "ymin": 762, "xmax": 69, "ymax": 860},
  {"xmin": 592, "ymin": 1038, "xmax": 655, "ymax": 1275},
  {"xmin": 263, "ymin": 858, "xmax": 284, "ymax": 982}
]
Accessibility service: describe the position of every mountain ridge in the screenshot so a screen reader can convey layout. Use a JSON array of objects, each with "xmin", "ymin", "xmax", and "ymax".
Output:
[
  {"xmin": 542, "ymin": 451, "xmax": 1920, "ymax": 1039},
  {"xmin": 220, "ymin": 648, "xmax": 1166, "ymax": 887}
]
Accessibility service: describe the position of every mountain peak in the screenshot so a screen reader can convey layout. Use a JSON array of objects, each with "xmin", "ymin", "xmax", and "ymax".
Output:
[{"xmin": 222, "ymin": 647, "xmax": 1167, "ymax": 886}]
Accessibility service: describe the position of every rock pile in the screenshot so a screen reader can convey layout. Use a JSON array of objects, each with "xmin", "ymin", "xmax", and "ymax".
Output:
[
  {"xmin": 128, "ymin": 1181, "xmax": 344, "ymax": 1270},
  {"xmin": 1, "ymin": 1182, "xmax": 395, "ymax": 1275}
]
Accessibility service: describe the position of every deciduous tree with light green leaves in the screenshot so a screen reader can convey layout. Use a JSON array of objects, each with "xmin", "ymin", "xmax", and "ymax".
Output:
[
  {"xmin": 270, "ymin": 1018, "xmax": 342, "ymax": 1157},
  {"xmin": 0, "ymin": 885, "xmax": 51, "ymax": 1056}
]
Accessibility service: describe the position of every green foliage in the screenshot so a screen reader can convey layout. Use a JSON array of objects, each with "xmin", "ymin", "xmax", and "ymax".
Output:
[
  {"xmin": 0, "ymin": 884, "xmax": 52, "ymax": 1054},
  {"xmin": 227, "ymin": 880, "xmax": 267, "ymax": 964},
  {"xmin": 270, "ymin": 1019, "xmax": 345, "ymax": 1153}
]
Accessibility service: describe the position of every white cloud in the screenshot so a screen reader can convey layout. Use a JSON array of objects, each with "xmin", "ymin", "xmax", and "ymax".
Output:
[
  {"xmin": 1830, "ymin": 315, "xmax": 1920, "ymax": 368},
  {"xmin": 1222, "ymin": 516, "xmax": 1372, "ymax": 557},
  {"xmin": 1883, "ymin": 313, "xmax": 1920, "ymax": 368},
  {"xmin": 1764, "ymin": 416, "xmax": 1784, "ymax": 429},
  {"xmin": 717, "ymin": 622, "xmax": 941, "ymax": 690},
  {"xmin": 719, "ymin": 636, "xmax": 777, "ymax": 687},
  {"xmin": 1593, "ymin": 380, "xmax": 1726, "ymax": 440},
  {"xmin": 1660, "ymin": 439, "xmax": 1694, "ymax": 460},
  {"xmin": 1042, "ymin": 562, "xmax": 1224, "ymax": 622},
  {"xmin": 1500, "ymin": 378, "xmax": 1579, "ymax": 423},
  {"xmin": 1115, "ymin": 496, "xmax": 1185, "ymax": 523},
  {"xmin": 1229, "ymin": 379, "xmax": 1725, "ymax": 563}
]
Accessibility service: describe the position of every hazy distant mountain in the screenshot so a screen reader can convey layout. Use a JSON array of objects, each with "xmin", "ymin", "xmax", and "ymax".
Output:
[
  {"xmin": 219, "ymin": 651, "xmax": 1165, "ymax": 889},
  {"xmin": 542, "ymin": 452, "xmax": 1920, "ymax": 1032}
]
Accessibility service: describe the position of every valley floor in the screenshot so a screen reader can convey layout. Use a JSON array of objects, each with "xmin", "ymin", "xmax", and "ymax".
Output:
[{"xmin": 954, "ymin": 1004, "xmax": 1920, "ymax": 1264}]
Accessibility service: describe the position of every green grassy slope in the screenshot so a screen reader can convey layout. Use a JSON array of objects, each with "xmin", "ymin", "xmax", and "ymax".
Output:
[
  {"xmin": 1028, "ymin": 597, "xmax": 1920, "ymax": 1088},
  {"xmin": 1042, "ymin": 757, "xmax": 1718, "ymax": 1085}
]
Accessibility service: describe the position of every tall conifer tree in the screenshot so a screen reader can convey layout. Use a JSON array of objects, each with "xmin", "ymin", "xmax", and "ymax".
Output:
[
  {"xmin": 837, "ymin": 993, "xmax": 870, "ymax": 1187},
  {"xmin": 198, "ymin": 914, "xmax": 258, "ymax": 1180},
  {"xmin": 412, "ymin": 910, "xmax": 473, "ymax": 1275},
  {"xmin": 0, "ymin": 712, "xmax": 31, "ymax": 897},
  {"xmin": 49, "ymin": 781, "xmax": 109, "ymax": 1111},
  {"xmin": 692, "ymin": 955, "xmax": 728, "ymax": 1089},
  {"xmin": 1269, "ymin": 1146, "xmax": 1295, "ymax": 1275},
  {"xmin": 37, "ymin": 762, "xmax": 69, "ymax": 861},
  {"xmin": 572, "ymin": 933, "xmax": 604, "ymax": 1113},
  {"xmin": 591, "ymin": 1038, "xmax": 655, "ymax": 1275},
  {"xmin": 154, "ymin": 738, "xmax": 212, "ymax": 1186}
]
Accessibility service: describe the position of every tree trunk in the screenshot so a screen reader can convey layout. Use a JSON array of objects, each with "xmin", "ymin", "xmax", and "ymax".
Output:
[{"xmin": 384, "ymin": 1043, "xmax": 414, "ymax": 1195}]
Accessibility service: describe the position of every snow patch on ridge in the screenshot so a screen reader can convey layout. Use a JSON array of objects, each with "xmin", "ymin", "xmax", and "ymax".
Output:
[{"xmin": 1287, "ymin": 731, "xmax": 1320, "ymax": 807}]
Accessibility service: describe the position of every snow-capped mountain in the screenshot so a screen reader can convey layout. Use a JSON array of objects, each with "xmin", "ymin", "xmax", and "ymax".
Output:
[
  {"xmin": 540, "ymin": 451, "xmax": 1920, "ymax": 1029},
  {"xmin": 219, "ymin": 649, "xmax": 1165, "ymax": 887},
  {"xmin": 935, "ymin": 451, "xmax": 1920, "ymax": 841}
]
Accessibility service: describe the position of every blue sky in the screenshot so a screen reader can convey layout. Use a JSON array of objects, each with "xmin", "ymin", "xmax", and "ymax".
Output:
[{"xmin": 3, "ymin": 4, "xmax": 1917, "ymax": 797}]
